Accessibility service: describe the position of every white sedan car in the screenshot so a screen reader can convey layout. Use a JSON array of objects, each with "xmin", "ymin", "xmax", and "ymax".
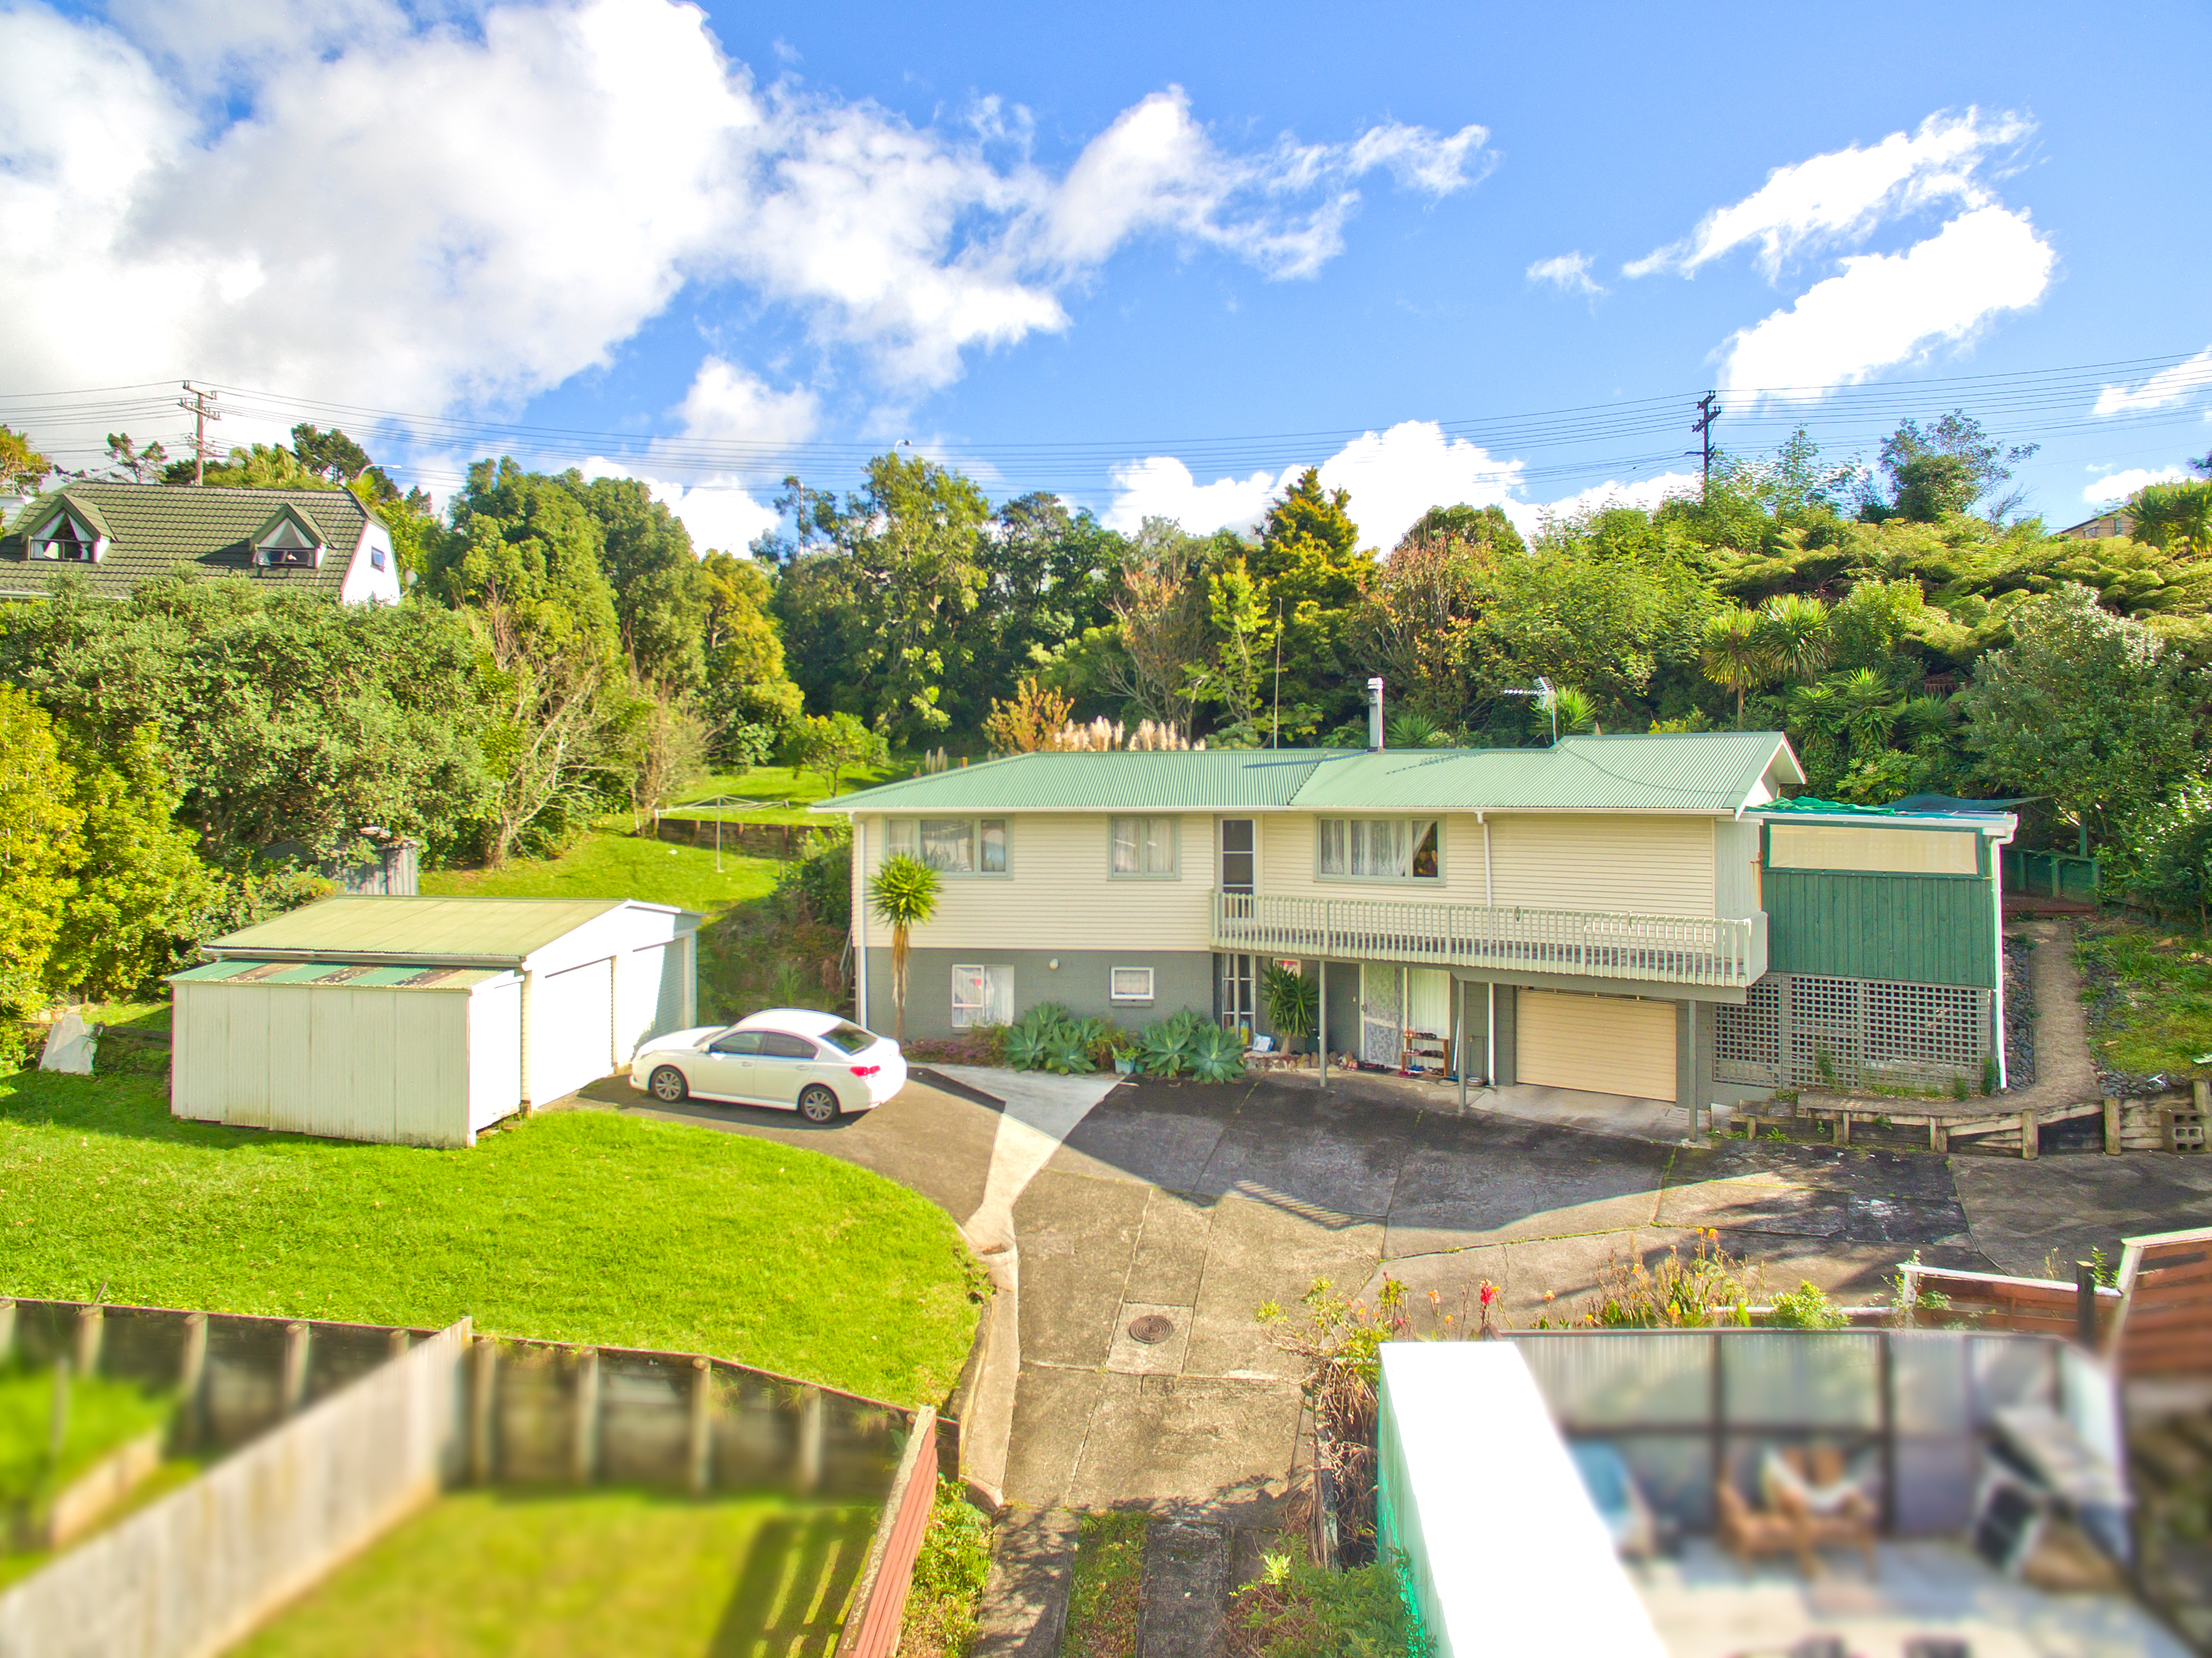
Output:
[{"xmin": 628, "ymin": 1008, "xmax": 907, "ymax": 1123}]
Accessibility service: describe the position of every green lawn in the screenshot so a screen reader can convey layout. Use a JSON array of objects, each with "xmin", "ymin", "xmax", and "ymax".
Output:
[
  {"xmin": 0, "ymin": 1363, "xmax": 175, "ymax": 1508},
  {"xmin": 232, "ymin": 1489, "xmax": 875, "ymax": 1658},
  {"xmin": 2077, "ymin": 920, "xmax": 2212, "ymax": 1081},
  {"xmin": 668, "ymin": 759, "xmax": 916, "ymax": 825},
  {"xmin": 0, "ymin": 1071, "xmax": 979, "ymax": 1406},
  {"xmin": 418, "ymin": 826, "xmax": 782, "ymax": 913}
]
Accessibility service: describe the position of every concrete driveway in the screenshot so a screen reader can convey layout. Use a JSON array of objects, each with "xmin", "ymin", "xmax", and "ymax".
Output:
[{"xmin": 576, "ymin": 1066, "xmax": 2212, "ymax": 1522}]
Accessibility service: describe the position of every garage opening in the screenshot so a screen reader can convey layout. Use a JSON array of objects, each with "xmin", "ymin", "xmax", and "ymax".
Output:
[{"xmin": 1517, "ymin": 990, "xmax": 1676, "ymax": 1102}]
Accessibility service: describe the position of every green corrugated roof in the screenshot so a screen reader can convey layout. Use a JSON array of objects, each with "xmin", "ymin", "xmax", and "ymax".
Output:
[
  {"xmin": 818, "ymin": 732, "xmax": 1802, "ymax": 816},
  {"xmin": 205, "ymin": 897, "xmax": 627, "ymax": 965},
  {"xmin": 0, "ymin": 482, "xmax": 370, "ymax": 600},
  {"xmin": 171, "ymin": 958, "xmax": 504, "ymax": 989}
]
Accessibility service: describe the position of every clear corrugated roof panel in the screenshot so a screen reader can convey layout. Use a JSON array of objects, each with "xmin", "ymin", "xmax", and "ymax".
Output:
[
  {"xmin": 822, "ymin": 733, "xmax": 1794, "ymax": 816},
  {"xmin": 170, "ymin": 957, "xmax": 504, "ymax": 989},
  {"xmin": 205, "ymin": 896, "xmax": 625, "ymax": 963}
]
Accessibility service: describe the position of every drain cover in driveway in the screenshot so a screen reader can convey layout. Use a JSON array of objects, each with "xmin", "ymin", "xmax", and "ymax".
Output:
[{"xmin": 1127, "ymin": 1313, "xmax": 1176, "ymax": 1344}]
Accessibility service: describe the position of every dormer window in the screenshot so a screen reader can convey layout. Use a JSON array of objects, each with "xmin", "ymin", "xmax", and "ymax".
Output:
[
  {"xmin": 255, "ymin": 513, "xmax": 324, "ymax": 569},
  {"xmin": 31, "ymin": 510, "xmax": 103, "ymax": 562}
]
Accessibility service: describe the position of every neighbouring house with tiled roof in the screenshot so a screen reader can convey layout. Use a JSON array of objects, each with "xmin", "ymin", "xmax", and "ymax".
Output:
[
  {"xmin": 0, "ymin": 481, "xmax": 403, "ymax": 605},
  {"xmin": 815, "ymin": 730, "xmax": 2020, "ymax": 1112}
]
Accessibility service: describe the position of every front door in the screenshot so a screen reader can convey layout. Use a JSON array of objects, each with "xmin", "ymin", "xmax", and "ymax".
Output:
[{"xmin": 1360, "ymin": 965, "xmax": 1402, "ymax": 1067}]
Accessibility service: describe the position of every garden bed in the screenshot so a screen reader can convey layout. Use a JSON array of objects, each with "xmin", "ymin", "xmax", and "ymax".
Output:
[{"xmin": 2076, "ymin": 916, "xmax": 2212, "ymax": 1096}]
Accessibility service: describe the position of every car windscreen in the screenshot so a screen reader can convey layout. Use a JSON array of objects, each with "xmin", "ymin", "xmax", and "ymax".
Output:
[{"xmin": 817, "ymin": 1022, "xmax": 876, "ymax": 1056}]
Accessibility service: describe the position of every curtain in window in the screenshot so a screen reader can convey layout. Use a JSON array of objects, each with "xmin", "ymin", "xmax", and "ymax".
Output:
[
  {"xmin": 980, "ymin": 820, "xmax": 1008, "ymax": 872},
  {"xmin": 888, "ymin": 820, "xmax": 919, "ymax": 859},
  {"xmin": 1111, "ymin": 818, "xmax": 1140, "ymax": 874},
  {"xmin": 920, "ymin": 819, "xmax": 974, "ymax": 872},
  {"xmin": 1142, "ymin": 818, "xmax": 1173, "ymax": 873}
]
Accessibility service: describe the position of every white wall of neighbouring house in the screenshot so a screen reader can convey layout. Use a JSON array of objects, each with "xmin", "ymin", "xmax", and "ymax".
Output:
[{"xmin": 338, "ymin": 521, "xmax": 404, "ymax": 606}]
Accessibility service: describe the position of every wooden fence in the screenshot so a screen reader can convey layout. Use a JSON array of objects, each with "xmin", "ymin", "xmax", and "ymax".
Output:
[
  {"xmin": 0, "ymin": 1319, "xmax": 471, "ymax": 1658},
  {"xmin": 834, "ymin": 1406, "xmax": 939, "ymax": 1658}
]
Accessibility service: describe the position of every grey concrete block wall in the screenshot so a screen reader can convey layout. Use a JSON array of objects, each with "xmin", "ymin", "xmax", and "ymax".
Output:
[{"xmin": 862, "ymin": 948, "xmax": 1216, "ymax": 1040}]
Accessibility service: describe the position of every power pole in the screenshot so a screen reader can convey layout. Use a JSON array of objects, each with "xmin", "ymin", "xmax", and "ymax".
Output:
[
  {"xmin": 1690, "ymin": 390, "xmax": 1720, "ymax": 499},
  {"xmin": 177, "ymin": 383, "xmax": 221, "ymax": 485}
]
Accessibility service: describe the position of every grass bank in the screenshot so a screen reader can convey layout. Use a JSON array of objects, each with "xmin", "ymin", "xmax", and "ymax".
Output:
[
  {"xmin": 0, "ymin": 1071, "xmax": 979, "ymax": 1406},
  {"xmin": 231, "ymin": 1489, "xmax": 874, "ymax": 1657},
  {"xmin": 2076, "ymin": 917, "xmax": 2212, "ymax": 1087},
  {"xmin": 668, "ymin": 759, "xmax": 915, "ymax": 826}
]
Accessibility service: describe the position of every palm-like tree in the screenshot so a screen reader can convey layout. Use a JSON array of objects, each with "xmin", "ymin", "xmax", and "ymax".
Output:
[
  {"xmin": 1699, "ymin": 607, "xmax": 1769, "ymax": 726},
  {"xmin": 1833, "ymin": 667, "xmax": 1899, "ymax": 758},
  {"xmin": 868, "ymin": 853, "xmax": 941, "ymax": 1042},
  {"xmin": 1754, "ymin": 593, "xmax": 1833, "ymax": 685}
]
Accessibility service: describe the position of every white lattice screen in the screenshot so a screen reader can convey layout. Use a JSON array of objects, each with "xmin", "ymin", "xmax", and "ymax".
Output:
[{"xmin": 1715, "ymin": 974, "xmax": 1987, "ymax": 1092}]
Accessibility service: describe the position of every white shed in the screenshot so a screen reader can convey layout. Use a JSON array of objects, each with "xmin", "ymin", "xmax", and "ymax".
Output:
[{"xmin": 169, "ymin": 896, "xmax": 703, "ymax": 1147}]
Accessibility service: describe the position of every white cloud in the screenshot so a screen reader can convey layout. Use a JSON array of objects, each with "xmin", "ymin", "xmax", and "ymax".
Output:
[
  {"xmin": 0, "ymin": 0, "xmax": 1495, "ymax": 449},
  {"xmin": 1316, "ymin": 422, "xmax": 1521, "ymax": 549},
  {"xmin": 579, "ymin": 456, "xmax": 781, "ymax": 554},
  {"xmin": 2093, "ymin": 348, "xmax": 2212, "ymax": 417},
  {"xmin": 2084, "ymin": 465, "xmax": 2188, "ymax": 505},
  {"xmin": 1628, "ymin": 108, "xmax": 2031, "ymax": 280},
  {"xmin": 1104, "ymin": 456, "xmax": 1282, "ymax": 537},
  {"xmin": 1526, "ymin": 252, "xmax": 1604, "ymax": 298},
  {"xmin": 1107, "ymin": 420, "xmax": 1522, "ymax": 549},
  {"xmin": 674, "ymin": 359, "xmax": 819, "ymax": 444},
  {"xmin": 1716, "ymin": 206, "xmax": 2054, "ymax": 398}
]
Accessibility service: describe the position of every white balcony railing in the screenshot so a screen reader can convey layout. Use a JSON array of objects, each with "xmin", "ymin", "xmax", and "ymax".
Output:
[{"xmin": 1210, "ymin": 892, "xmax": 1765, "ymax": 989}]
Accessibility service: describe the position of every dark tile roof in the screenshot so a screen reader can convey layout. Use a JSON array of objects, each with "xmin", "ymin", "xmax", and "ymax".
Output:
[{"xmin": 0, "ymin": 483, "xmax": 371, "ymax": 600}]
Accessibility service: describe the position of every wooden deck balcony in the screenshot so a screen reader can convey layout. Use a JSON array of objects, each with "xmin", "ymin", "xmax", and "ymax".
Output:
[{"xmin": 1209, "ymin": 892, "xmax": 1766, "ymax": 989}]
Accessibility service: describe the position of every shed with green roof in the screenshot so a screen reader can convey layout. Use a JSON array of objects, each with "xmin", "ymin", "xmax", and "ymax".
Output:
[{"xmin": 169, "ymin": 896, "xmax": 704, "ymax": 1147}]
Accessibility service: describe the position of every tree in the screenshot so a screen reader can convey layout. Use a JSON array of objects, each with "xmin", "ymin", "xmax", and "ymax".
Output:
[
  {"xmin": 1095, "ymin": 521, "xmax": 1213, "ymax": 733},
  {"xmin": 427, "ymin": 459, "xmax": 623, "ymax": 661},
  {"xmin": 2128, "ymin": 479, "xmax": 2212, "ymax": 554},
  {"xmin": 48, "ymin": 722, "xmax": 214, "ymax": 998},
  {"xmin": 1185, "ymin": 558, "xmax": 1275, "ymax": 747},
  {"xmin": 99, "ymin": 433, "xmax": 168, "ymax": 484},
  {"xmin": 1699, "ymin": 608, "xmax": 1768, "ymax": 725},
  {"xmin": 161, "ymin": 443, "xmax": 332, "ymax": 491},
  {"xmin": 0, "ymin": 687, "xmax": 79, "ymax": 1018},
  {"xmin": 1354, "ymin": 530, "xmax": 1488, "ymax": 731},
  {"xmin": 1397, "ymin": 503, "xmax": 1525, "ymax": 557},
  {"xmin": 1861, "ymin": 411, "xmax": 2039, "ymax": 524},
  {"xmin": 1251, "ymin": 468, "xmax": 1372, "ymax": 730},
  {"xmin": 1753, "ymin": 593, "xmax": 1831, "ymax": 684},
  {"xmin": 0, "ymin": 426, "xmax": 52, "ymax": 494},
  {"xmin": 1961, "ymin": 583, "xmax": 2206, "ymax": 849},
  {"xmin": 868, "ymin": 854, "xmax": 940, "ymax": 1042},
  {"xmin": 1475, "ymin": 541, "xmax": 1709, "ymax": 724},
  {"xmin": 792, "ymin": 712, "xmax": 888, "ymax": 798},
  {"xmin": 575, "ymin": 474, "xmax": 711, "ymax": 696},
  {"xmin": 698, "ymin": 552, "xmax": 803, "ymax": 765},
  {"xmin": 984, "ymin": 677, "xmax": 1075, "ymax": 754},
  {"xmin": 770, "ymin": 455, "xmax": 991, "ymax": 742}
]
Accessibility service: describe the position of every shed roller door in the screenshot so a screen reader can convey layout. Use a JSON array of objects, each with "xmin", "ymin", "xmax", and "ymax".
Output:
[
  {"xmin": 1519, "ymin": 990, "xmax": 1676, "ymax": 1102},
  {"xmin": 532, "ymin": 958, "xmax": 615, "ymax": 1104}
]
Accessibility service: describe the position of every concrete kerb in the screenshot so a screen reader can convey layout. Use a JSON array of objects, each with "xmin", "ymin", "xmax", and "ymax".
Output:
[{"xmin": 934, "ymin": 1065, "xmax": 1125, "ymax": 1514}]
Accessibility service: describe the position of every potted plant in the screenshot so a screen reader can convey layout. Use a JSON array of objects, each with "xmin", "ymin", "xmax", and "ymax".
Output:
[{"xmin": 1262, "ymin": 963, "xmax": 1319, "ymax": 1055}]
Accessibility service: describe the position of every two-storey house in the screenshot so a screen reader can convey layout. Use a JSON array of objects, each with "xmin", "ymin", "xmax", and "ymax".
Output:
[{"xmin": 818, "ymin": 732, "xmax": 2015, "ymax": 1108}]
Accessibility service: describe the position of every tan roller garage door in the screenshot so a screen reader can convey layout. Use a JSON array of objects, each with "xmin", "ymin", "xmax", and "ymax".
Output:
[{"xmin": 1519, "ymin": 990, "xmax": 1676, "ymax": 1102}]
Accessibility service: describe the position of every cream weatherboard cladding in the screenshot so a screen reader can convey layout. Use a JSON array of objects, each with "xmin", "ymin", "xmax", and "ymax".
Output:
[
  {"xmin": 854, "ymin": 812, "xmax": 1215, "ymax": 951},
  {"xmin": 1517, "ymin": 991, "xmax": 1678, "ymax": 1101},
  {"xmin": 1487, "ymin": 815, "xmax": 1716, "ymax": 916}
]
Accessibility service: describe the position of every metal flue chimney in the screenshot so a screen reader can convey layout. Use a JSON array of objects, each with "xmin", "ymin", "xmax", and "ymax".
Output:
[{"xmin": 1366, "ymin": 677, "xmax": 1385, "ymax": 750}]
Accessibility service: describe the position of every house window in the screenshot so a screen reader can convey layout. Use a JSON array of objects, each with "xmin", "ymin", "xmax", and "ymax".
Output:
[
  {"xmin": 1220, "ymin": 819, "xmax": 1255, "ymax": 893},
  {"xmin": 1317, "ymin": 818, "xmax": 1441, "ymax": 881},
  {"xmin": 1109, "ymin": 966, "xmax": 1156, "ymax": 1003},
  {"xmin": 1110, "ymin": 816, "xmax": 1178, "ymax": 877},
  {"xmin": 370, "ymin": 548, "xmax": 387, "ymax": 571},
  {"xmin": 31, "ymin": 512, "xmax": 100, "ymax": 562},
  {"xmin": 888, "ymin": 817, "xmax": 1008, "ymax": 875},
  {"xmin": 257, "ymin": 517, "xmax": 323, "ymax": 568},
  {"xmin": 952, "ymin": 964, "xmax": 1014, "ymax": 1028}
]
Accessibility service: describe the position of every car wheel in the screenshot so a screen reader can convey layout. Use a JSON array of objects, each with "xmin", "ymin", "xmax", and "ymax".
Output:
[
  {"xmin": 649, "ymin": 1065, "xmax": 688, "ymax": 1104},
  {"xmin": 797, "ymin": 1083, "xmax": 840, "ymax": 1125}
]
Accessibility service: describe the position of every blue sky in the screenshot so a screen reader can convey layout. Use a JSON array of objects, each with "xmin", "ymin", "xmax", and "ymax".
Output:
[{"xmin": 4, "ymin": 0, "xmax": 2209, "ymax": 550}]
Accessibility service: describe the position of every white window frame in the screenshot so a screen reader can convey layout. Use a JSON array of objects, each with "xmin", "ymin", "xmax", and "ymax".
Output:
[
  {"xmin": 951, "ymin": 963, "xmax": 1014, "ymax": 1028},
  {"xmin": 30, "ymin": 511, "xmax": 104, "ymax": 563},
  {"xmin": 1315, "ymin": 816, "xmax": 1443, "ymax": 883},
  {"xmin": 1109, "ymin": 966, "xmax": 1156, "ymax": 1003},
  {"xmin": 887, "ymin": 816, "xmax": 1010, "ymax": 876},
  {"xmin": 1108, "ymin": 815, "xmax": 1180, "ymax": 879}
]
